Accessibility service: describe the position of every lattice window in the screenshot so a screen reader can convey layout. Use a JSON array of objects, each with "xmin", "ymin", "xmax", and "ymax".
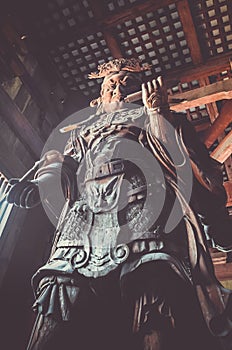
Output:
[
  {"xmin": 113, "ymin": 3, "xmax": 192, "ymax": 75},
  {"xmin": 50, "ymin": 32, "xmax": 113, "ymax": 95},
  {"xmin": 191, "ymin": 0, "xmax": 232, "ymax": 58},
  {"xmin": 34, "ymin": 0, "xmax": 93, "ymax": 39}
]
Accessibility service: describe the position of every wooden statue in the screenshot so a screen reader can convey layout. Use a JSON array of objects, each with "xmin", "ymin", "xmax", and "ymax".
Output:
[{"xmin": 7, "ymin": 58, "xmax": 232, "ymax": 349}]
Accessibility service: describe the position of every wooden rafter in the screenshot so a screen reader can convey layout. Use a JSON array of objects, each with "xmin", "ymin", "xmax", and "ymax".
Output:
[
  {"xmin": 225, "ymin": 157, "xmax": 232, "ymax": 182},
  {"xmin": 126, "ymin": 77, "xmax": 232, "ymax": 111},
  {"xmin": 166, "ymin": 52, "xmax": 232, "ymax": 83},
  {"xmin": 199, "ymin": 77, "xmax": 219, "ymax": 123},
  {"xmin": 169, "ymin": 78, "xmax": 232, "ymax": 112},
  {"xmin": 224, "ymin": 181, "xmax": 232, "ymax": 207},
  {"xmin": 176, "ymin": 0, "xmax": 202, "ymax": 65},
  {"xmin": 203, "ymin": 100, "xmax": 232, "ymax": 149},
  {"xmin": 103, "ymin": 30, "xmax": 122, "ymax": 58},
  {"xmin": 210, "ymin": 129, "xmax": 232, "ymax": 164},
  {"xmin": 88, "ymin": 0, "xmax": 122, "ymax": 58}
]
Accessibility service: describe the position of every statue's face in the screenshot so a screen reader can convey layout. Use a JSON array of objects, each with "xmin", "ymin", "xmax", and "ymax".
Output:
[{"xmin": 100, "ymin": 71, "xmax": 141, "ymax": 112}]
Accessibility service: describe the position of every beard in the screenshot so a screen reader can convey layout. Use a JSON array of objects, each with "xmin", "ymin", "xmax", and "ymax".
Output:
[{"xmin": 102, "ymin": 100, "xmax": 126, "ymax": 113}]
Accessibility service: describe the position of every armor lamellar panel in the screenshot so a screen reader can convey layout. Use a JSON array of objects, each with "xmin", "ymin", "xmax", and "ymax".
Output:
[{"xmin": 55, "ymin": 171, "xmax": 157, "ymax": 277}]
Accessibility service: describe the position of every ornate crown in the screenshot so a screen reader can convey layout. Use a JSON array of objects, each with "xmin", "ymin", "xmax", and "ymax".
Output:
[{"xmin": 88, "ymin": 58, "xmax": 151, "ymax": 79}]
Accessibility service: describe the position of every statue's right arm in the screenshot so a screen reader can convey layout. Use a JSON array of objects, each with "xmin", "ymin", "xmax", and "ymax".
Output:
[{"xmin": 7, "ymin": 134, "xmax": 82, "ymax": 209}]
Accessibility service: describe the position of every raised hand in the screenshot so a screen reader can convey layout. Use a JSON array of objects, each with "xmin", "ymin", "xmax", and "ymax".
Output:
[{"xmin": 142, "ymin": 76, "xmax": 169, "ymax": 111}]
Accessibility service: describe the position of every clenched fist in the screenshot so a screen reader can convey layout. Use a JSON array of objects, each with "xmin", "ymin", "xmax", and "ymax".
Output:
[{"xmin": 6, "ymin": 179, "xmax": 40, "ymax": 208}]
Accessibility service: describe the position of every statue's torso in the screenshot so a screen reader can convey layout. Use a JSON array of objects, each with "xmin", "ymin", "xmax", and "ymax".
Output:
[{"xmin": 45, "ymin": 108, "xmax": 191, "ymax": 279}]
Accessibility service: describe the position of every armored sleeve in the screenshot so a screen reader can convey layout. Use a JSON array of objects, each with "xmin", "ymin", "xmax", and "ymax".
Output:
[
  {"xmin": 175, "ymin": 113, "xmax": 232, "ymax": 251},
  {"xmin": 34, "ymin": 148, "xmax": 79, "ymax": 203}
]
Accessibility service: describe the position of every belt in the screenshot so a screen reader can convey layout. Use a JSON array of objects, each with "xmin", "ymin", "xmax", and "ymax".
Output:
[
  {"xmin": 85, "ymin": 159, "xmax": 147, "ymax": 203},
  {"xmin": 86, "ymin": 159, "xmax": 128, "ymax": 181}
]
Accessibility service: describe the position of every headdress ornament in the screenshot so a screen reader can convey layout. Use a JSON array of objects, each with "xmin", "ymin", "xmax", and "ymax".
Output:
[{"xmin": 88, "ymin": 58, "xmax": 151, "ymax": 79}]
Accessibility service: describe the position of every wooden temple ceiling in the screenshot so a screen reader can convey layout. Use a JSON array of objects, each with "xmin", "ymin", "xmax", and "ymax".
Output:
[{"xmin": 0, "ymin": 0, "xmax": 232, "ymax": 194}]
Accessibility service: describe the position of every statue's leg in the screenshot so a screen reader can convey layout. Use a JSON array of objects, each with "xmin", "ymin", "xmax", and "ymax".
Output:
[
  {"xmin": 26, "ymin": 313, "xmax": 60, "ymax": 350},
  {"xmin": 130, "ymin": 291, "xmax": 175, "ymax": 350},
  {"xmin": 122, "ymin": 261, "xmax": 218, "ymax": 350},
  {"xmin": 27, "ymin": 274, "xmax": 82, "ymax": 349}
]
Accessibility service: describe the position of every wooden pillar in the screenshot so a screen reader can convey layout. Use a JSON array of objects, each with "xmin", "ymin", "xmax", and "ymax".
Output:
[
  {"xmin": 0, "ymin": 84, "xmax": 43, "ymax": 159},
  {"xmin": 0, "ymin": 21, "xmax": 48, "ymax": 112},
  {"xmin": 199, "ymin": 77, "xmax": 219, "ymax": 123}
]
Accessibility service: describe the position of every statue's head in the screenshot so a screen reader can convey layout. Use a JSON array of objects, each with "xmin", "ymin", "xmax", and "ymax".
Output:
[{"xmin": 89, "ymin": 58, "xmax": 150, "ymax": 113}]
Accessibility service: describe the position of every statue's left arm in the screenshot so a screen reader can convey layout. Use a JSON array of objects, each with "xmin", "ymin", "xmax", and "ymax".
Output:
[
  {"xmin": 142, "ymin": 76, "xmax": 232, "ymax": 251},
  {"xmin": 179, "ymin": 116, "xmax": 232, "ymax": 251}
]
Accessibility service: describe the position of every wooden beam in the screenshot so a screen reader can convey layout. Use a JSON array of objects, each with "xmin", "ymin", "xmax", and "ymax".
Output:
[
  {"xmin": 203, "ymin": 100, "xmax": 232, "ymax": 149},
  {"xmin": 199, "ymin": 77, "xmax": 218, "ymax": 123},
  {"xmin": 205, "ymin": 101, "xmax": 219, "ymax": 123},
  {"xmin": 103, "ymin": 29, "xmax": 122, "ymax": 58},
  {"xmin": 126, "ymin": 77, "xmax": 232, "ymax": 110},
  {"xmin": 169, "ymin": 78, "xmax": 232, "ymax": 112},
  {"xmin": 224, "ymin": 157, "xmax": 232, "ymax": 182},
  {"xmin": 88, "ymin": 0, "xmax": 122, "ymax": 58},
  {"xmin": 165, "ymin": 52, "xmax": 232, "ymax": 84},
  {"xmin": 210, "ymin": 129, "xmax": 232, "ymax": 164},
  {"xmin": 0, "ymin": 85, "xmax": 44, "ymax": 159},
  {"xmin": 176, "ymin": 0, "xmax": 202, "ymax": 65},
  {"xmin": 224, "ymin": 158, "xmax": 232, "ymax": 202}
]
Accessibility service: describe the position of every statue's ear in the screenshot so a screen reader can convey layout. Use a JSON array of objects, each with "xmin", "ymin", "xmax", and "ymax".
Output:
[{"xmin": 90, "ymin": 97, "xmax": 101, "ymax": 107}]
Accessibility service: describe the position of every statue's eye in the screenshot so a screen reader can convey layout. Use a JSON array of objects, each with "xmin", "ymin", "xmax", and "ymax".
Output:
[{"xmin": 109, "ymin": 79, "xmax": 117, "ymax": 88}]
